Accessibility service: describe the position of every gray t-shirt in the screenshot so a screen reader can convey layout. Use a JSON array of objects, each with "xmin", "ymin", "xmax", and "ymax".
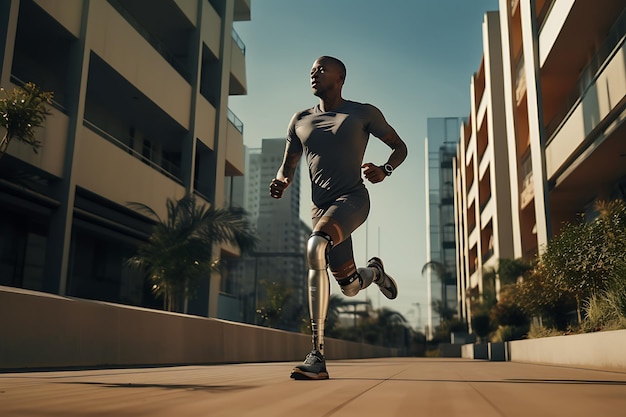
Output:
[{"xmin": 286, "ymin": 100, "xmax": 394, "ymax": 208}]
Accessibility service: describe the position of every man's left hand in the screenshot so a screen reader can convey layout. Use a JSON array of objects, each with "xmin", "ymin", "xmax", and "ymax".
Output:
[{"xmin": 362, "ymin": 162, "xmax": 385, "ymax": 184}]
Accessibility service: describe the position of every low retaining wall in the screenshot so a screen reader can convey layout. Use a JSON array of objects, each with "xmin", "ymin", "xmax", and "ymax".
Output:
[
  {"xmin": 460, "ymin": 330, "xmax": 626, "ymax": 371},
  {"xmin": 508, "ymin": 330, "xmax": 626, "ymax": 371},
  {"xmin": 0, "ymin": 286, "xmax": 396, "ymax": 370}
]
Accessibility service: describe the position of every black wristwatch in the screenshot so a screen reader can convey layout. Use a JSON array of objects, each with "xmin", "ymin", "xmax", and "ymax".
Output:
[{"xmin": 381, "ymin": 163, "xmax": 394, "ymax": 176}]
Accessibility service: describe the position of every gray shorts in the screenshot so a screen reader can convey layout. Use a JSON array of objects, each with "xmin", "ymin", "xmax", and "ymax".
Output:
[{"xmin": 311, "ymin": 187, "xmax": 370, "ymax": 272}]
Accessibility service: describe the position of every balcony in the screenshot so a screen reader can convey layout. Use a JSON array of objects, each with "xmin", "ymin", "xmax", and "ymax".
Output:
[
  {"xmin": 468, "ymin": 246, "xmax": 478, "ymax": 277},
  {"xmin": 234, "ymin": 0, "xmax": 251, "ymax": 21},
  {"xmin": 478, "ymin": 172, "xmax": 492, "ymax": 212},
  {"xmin": 519, "ymin": 153, "xmax": 534, "ymax": 209},
  {"xmin": 106, "ymin": 0, "xmax": 196, "ymax": 83},
  {"xmin": 536, "ymin": 0, "xmax": 557, "ymax": 30},
  {"xmin": 544, "ymin": 39, "xmax": 626, "ymax": 211},
  {"xmin": 467, "ymin": 202, "xmax": 477, "ymax": 234},
  {"xmin": 230, "ymin": 28, "xmax": 247, "ymax": 95},
  {"xmin": 4, "ymin": 80, "xmax": 69, "ymax": 178},
  {"xmin": 195, "ymin": 95, "xmax": 217, "ymax": 150},
  {"xmin": 545, "ymin": 10, "xmax": 626, "ymax": 141},
  {"xmin": 476, "ymin": 119, "xmax": 489, "ymax": 164},
  {"xmin": 89, "ymin": 2, "xmax": 192, "ymax": 129},
  {"xmin": 225, "ymin": 109, "xmax": 244, "ymax": 176},
  {"xmin": 76, "ymin": 122, "xmax": 185, "ymax": 220},
  {"xmin": 474, "ymin": 58, "xmax": 486, "ymax": 111},
  {"xmin": 545, "ymin": 40, "xmax": 626, "ymax": 181},
  {"xmin": 515, "ymin": 53, "xmax": 526, "ymax": 105},
  {"xmin": 465, "ymin": 161, "xmax": 475, "ymax": 194},
  {"xmin": 463, "ymin": 119, "xmax": 472, "ymax": 149}
]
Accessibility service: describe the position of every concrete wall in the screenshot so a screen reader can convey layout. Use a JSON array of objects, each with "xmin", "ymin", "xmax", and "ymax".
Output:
[
  {"xmin": 0, "ymin": 286, "xmax": 396, "ymax": 370},
  {"xmin": 461, "ymin": 330, "xmax": 626, "ymax": 371},
  {"xmin": 508, "ymin": 330, "xmax": 626, "ymax": 371}
]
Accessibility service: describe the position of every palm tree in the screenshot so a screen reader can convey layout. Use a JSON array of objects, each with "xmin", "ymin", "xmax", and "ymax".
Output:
[
  {"xmin": 421, "ymin": 260, "xmax": 445, "ymax": 279},
  {"xmin": 421, "ymin": 260, "xmax": 456, "ymax": 322},
  {"xmin": 127, "ymin": 195, "xmax": 257, "ymax": 312},
  {"xmin": 0, "ymin": 82, "xmax": 53, "ymax": 160},
  {"xmin": 376, "ymin": 307, "xmax": 409, "ymax": 348}
]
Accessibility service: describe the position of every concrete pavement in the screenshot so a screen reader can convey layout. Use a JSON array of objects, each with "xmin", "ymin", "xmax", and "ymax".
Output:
[{"xmin": 2, "ymin": 358, "xmax": 626, "ymax": 417}]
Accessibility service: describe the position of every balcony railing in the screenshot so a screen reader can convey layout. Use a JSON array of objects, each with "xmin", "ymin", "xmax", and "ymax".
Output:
[
  {"xmin": 107, "ymin": 0, "xmax": 191, "ymax": 81},
  {"xmin": 10, "ymin": 74, "xmax": 68, "ymax": 115},
  {"xmin": 479, "ymin": 193, "xmax": 492, "ymax": 212},
  {"xmin": 519, "ymin": 152, "xmax": 533, "ymax": 207},
  {"xmin": 545, "ymin": 9, "xmax": 626, "ymax": 141},
  {"xmin": 537, "ymin": 0, "xmax": 557, "ymax": 32},
  {"xmin": 232, "ymin": 28, "xmax": 246, "ymax": 55},
  {"xmin": 83, "ymin": 119, "xmax": 182, "ymax": 184},
  {"xmin": 482, "ymin": 248, "xmax": 494, "ymax": 264},
  {"xmin": 228, "ymin": 108, "xmax": 244, "ymax": 133}
]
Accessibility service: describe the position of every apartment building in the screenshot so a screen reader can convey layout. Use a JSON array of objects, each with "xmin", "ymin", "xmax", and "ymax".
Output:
[
  {"xmin": 455, "ymin": 0, "xmax": 625, "ymax": 328},
  {"xmin": 454, "ymin": 11, "xmax": 515, "ymax": 325},
  {"xmin": 227, "ymin": 139, "xmax": 308, "ymax": 329},
  {"xmin": 254, "ymin": 139, "xmax": 307, "ymax": 329},
  {"xmin": 0, "ymin": 0, "xmax": 251, "ymax": 317},
  {"xmin": 499, "ymin": 0, "xmax": 625, "ymax": 259},
  {"xmin": 424, "ymin": 117, "xmax": 463, "ymax": 340}
]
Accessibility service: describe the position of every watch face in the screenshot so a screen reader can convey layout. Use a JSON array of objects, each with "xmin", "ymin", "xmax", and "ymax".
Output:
[{"xmin": 384, "ymin": 164, "xmax": 393, "ymax": 175}]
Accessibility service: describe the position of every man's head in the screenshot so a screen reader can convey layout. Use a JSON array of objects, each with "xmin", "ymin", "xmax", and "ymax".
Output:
[{"xmin": 310, "ymin": 56, "xmax": 346, "ymax": 98}]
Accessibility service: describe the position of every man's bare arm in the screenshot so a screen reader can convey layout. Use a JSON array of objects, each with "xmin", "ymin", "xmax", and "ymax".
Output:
[
  {"xmin": 277, "ymin": 148, "xmax": 302, "ymax": 181},
  {"xmin": 379, "ymin": 130, "xmax": 408, "ymax": 169},
  {"xmin": 363, "ymin": 130, "xmax": 408, "ymax": 184},
  {"xmin": 270, "ymin": 147, "xmax": 302, "ymax": 199}
]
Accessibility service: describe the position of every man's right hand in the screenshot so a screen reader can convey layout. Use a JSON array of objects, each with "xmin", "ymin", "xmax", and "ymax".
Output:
[{"xmin": 269, "ymin": 178, "xmax": 289, "ymax": 199}]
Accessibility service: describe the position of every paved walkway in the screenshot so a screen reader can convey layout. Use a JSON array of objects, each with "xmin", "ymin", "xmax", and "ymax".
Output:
[{"xmin": 2, "ymin": 358, "xmax": 626, "ymax": 416}]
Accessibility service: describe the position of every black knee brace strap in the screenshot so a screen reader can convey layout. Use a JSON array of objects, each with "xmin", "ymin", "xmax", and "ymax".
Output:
[
  {"xmin": 307, "ymin": 231, "xmax": 334, "ymax": 270},
  {"xmin": 336, "ymin": 271, "xmax": 361, "ymax": 287},
  {"xmin": 310, "ymin": 231, "xmax": 334, "ymax": 247}
]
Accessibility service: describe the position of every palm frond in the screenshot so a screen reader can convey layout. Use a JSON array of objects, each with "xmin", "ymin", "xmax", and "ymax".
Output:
[
  {"xmin": 127, "ymin": 195, "xmax": 258, "ymax": 310},
  {"xmin": 126, "ymin": 201, "xmax": 162, "ymax": 222}
]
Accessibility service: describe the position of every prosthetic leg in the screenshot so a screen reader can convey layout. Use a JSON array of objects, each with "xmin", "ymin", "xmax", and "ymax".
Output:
[
  {"xmin": 291, "ymin": 231, "xmax": 333, "ymax": 380},
  {"xmin": 306, "ymin": 231, "xmax": 332, "ymax": 355},
  {"xmin": 304, "ymin": 232, "xmax": 382, "ymax": 350}
]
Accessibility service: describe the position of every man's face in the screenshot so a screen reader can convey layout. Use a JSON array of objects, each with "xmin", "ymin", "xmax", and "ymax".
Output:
[{"xmin": 310, "ymin": 59, "xmax": 343, "ymax": 97}]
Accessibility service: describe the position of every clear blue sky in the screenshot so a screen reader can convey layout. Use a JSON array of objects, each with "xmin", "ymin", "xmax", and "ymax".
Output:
[{"xmin": 229, "ymin": 0, "xmax": 500, "ymax": 331}]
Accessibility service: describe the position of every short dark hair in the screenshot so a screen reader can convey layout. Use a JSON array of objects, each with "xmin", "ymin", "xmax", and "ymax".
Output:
[{"xmin": 318, "ymin": 56, "xmax": 346, "ymax": 81}]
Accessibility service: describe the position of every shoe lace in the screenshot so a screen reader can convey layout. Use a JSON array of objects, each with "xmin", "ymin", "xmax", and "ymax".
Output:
[{"xmin": 304, "ymin": 351, "xmax": 322, "ymax": 365}]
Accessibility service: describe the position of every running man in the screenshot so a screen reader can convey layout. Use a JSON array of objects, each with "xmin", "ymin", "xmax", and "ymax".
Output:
[{"xmin": 269, "ymin": 56, "xmax": 408, "ymax": 380}]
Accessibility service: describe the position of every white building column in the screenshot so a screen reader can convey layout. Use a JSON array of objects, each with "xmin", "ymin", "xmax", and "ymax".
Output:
[{"xmin": 520, "ymin": 0, "xmax": 551, "ymax": 251}]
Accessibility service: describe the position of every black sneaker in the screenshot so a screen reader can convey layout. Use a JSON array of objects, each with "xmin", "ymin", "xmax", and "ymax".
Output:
[
  {"xmin": 290, "ymin": 350, "xmax": 329, "ymax": 380},
  {"xmin": 367, "ymin": 257, "xmax": 398, "ymax": 300}
]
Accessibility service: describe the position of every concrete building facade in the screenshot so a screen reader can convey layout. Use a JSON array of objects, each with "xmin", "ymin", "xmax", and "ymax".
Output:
[
  {"xmin": 0, "ymin": 0, "xmax": 251, "ymax": 317},
  {"xmin": 498, "ymin": 0, "xmax": 626, "ymax": 258},
  {"xmin": 454, "ymin": 0, "xmax": 625, "ymax": 331},
  {"xmin": 454, "ymin": 11, "xmax": 513, "ymax": 328},
  {"xmin": 424, "ymin": 117, "xmax": 463, "ymax": 340}
]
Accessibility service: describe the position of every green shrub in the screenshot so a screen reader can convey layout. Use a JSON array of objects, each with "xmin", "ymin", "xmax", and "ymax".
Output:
[
  {"xmin": 527, "ymin": 322, "xmax": 564, "ymax": 339},
  {"xmin": 519, "ymin": 199, "xmax": 626, "ymax": 329},
  {"xmin": 491, "ymin": 325, "xmax": 529, "ymax": 342}
]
